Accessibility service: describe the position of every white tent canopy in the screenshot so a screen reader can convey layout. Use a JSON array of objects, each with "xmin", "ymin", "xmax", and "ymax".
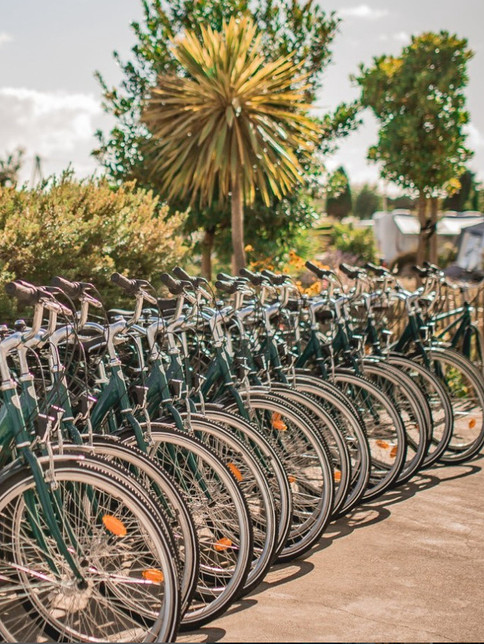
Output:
[{"xmin": 373, "ymin": 210, "xmax": 484, "ymax": 264}]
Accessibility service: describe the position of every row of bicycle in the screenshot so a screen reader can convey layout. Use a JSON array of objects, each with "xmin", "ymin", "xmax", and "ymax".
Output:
[{"xmin": 0, "ymin": 260, "xmax": 482, "ymax": 642}]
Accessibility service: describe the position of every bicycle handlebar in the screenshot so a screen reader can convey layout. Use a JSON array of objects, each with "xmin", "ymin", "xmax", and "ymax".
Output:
[
  {"xmin": 173, "ymin": 266, "xmax": 208, "ymax": 289},
  {"xmin": 5, "ymin": 281, "xmax": 41, "ymax": 306},
  {"xmin": 215, "ymin": 280, "xmax": 238, "ymax": 295},
  {"xmin": 339, "ymin": 263, "xmax": 363, "ymax": 280},
  {"xmin": 239, "ymin": 268, "xmax": 263, "ymax": 285},
  {"xmin": 261, "ymin": 269, "xmax": 288, "ymax": 286},
  {"xmin": 111, "ymin": 272, "xmax": 139, "ymax": 294},
  {"xmin": 160, "ymin": 272, "xmax": 185, "ymax": 295},
  {"xmin": 305, "ymin": 261, "xmax": 332, "ymax": 279}
]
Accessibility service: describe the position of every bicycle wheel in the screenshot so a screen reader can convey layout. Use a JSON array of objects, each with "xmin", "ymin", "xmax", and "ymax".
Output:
[
  {"xmin": 226, "ymin": 390, "xmax": 334, "ymax": 562},
  {"xmin": 62, "ymin": 436, "xmax": 199, "ymax": 615},
  {"xmin": 386, "ymin": 353, "xmax": 454, "ymax": 467},
  {"xmin": 183, "ymin": 414, "xmax": 278, "ymax": 595},
  {"xmin": 200, "ymin": 405, "xmax": 293, "ymax": 557},
  {"xmin": 0, "ymin": 455, "xmax": 180, "ymax": 643},
  {"xmin": 331, "ymin": 370, "xmax": 407, "ymax": 501},
  {"xmin": 362, "ymin": 360, "xmax": 430, "ymax": 484},
  {"xmin": 422, "ymin": 347, "xmax": 484, "ymax": 462},
  {"xmin": 121, "ymin": 425, "xmax": 253, "ymax": 629},
  {"xmin": 269, "ymin": 384, "xmax": 351, "ymax": 516},
  {"xmin": 293, "ymin": 372, "xmax": 371, "ymax": 516}
]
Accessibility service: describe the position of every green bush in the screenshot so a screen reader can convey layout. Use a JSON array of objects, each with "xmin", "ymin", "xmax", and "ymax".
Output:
[
  {"xmin": 328, "ymin": 221, "xmax": 377, "ymax": 264},
  {"xmin": 0, "ymin": 174, "xmax": 186, "ymax": 320}
]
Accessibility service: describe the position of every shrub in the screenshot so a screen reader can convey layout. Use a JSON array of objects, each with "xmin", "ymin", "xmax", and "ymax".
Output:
[
  {"xmin": 327, "ymin": 221, "xmax": 377, "ymax": 265},
  {"xmin": 0, "ymin": 174, "xmax": 186, "ymax": 320}
]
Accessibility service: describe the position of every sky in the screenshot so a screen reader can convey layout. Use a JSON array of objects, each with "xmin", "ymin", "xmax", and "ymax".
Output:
[{"xmin": 1, "ymin": 0, "xmax": 484, "ymax": 191}]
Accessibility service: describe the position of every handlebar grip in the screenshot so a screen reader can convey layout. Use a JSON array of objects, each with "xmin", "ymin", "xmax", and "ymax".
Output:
[
  {"xmin": 364, "ymin": 262, "xmax": 388, "ymax": 277},
  {"xmin": 51, "ymin": 276, "xmax": 83, "ymax": 299},
  {"xmin": 339, "ymin": 263, "xmax": 361, "ymax": 280},
  {"xmin": 239, "ymin": 268, "xmax": 262, "ymax": 285},
  {"xmin": 173, "ymin": 266, "xmax": 208, "ymax": 288},
  {"xmin": 305, "ymin": 261, "xmax": 333, "ymax": 279},
  {"xmin": 111, "ymin": 272, "xmax": 138, "ymax": 294},
  {"xmin": 261, "ymin": 269, "xmax": 286, "ymax": 286},
  {"xmin": 413, "ymin": 265, "xmax": 428, "ymax": 277},
  {"xmin": 173, "ymin": 266, "xmax": 192, "ymax": 282},
  {"xmin": 215, "ymin": 280, "xmax": 238, "ymax": 295},
  {"xmin": 160, "ymin": 272, "xmax": 184, "ymax": 295},
  {"xmin": 217, "ymin": 272, "xmax": 234, "ymax": 282},
  {"xmin": 5, "ymin": 281, "xmax": 41, "ymax": 306},
  {"xmin": 305, "ymin": 260, "xmax": 321, "ymax": 276}
]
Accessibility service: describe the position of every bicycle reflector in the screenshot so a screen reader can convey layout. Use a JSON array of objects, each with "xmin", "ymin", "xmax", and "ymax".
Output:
[
  {"xmin": 102, "ymin": 515, "xmax": 127, "ymax": 537},
  {"xmin": 214, "ymin": 537, "xmax": 233, "ymax": 551},
  {"xmin": 271, "ymin": 412, "xmax": 287, "ymax": 431},
  {"xmin": 334, "ymin": 470, "xmax": 341, "ymax": 483},
  {"xmin": 227, "ymin": 462, "xmax": 243, "ymax": 482},
  {"xmin": 142, "ymin": 569, "xmax": 164, "ymax": 584},
  {"xmin": 376, "ymin": 440, "xmax": 390, "ymax": 449}
]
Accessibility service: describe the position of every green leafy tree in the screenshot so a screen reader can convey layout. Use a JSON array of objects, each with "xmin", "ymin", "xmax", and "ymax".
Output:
[
  {"xmin": 143, "ymin": 17, "xmax": 321, "ymax": 273},
  {"xmin": 325, "ymin": 166, "xmax": 352, "ymax": 219},
  {"xmin": 355, "ymin": 31, "xmax": 473, "ymax": 264},
  {"xmin": 94, "ymin": 0, "xmax": 359, "ymax": 278},
  {"xmin": 354, "ymin": 183, "xmax": 382, "ymax": 219}
]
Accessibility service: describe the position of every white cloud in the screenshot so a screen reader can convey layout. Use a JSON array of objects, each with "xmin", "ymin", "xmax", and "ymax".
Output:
[
  {"xmin": 465, "ymin": 123, "xmax": 484, "ymax": 149},
  {"xmin": 0, "ymin": 32, "xmax": 14, "ymax": 46},
  {"xmin": 340, "ymin": 4, "xmax": 389, "ymax": 20},
  {"xmin": 0, "ymin": 87, "xmax": 105, "ymax": 181},
  {"xmin": 379, "ymin": 32, "xmax": 410, "ymax": 44}
]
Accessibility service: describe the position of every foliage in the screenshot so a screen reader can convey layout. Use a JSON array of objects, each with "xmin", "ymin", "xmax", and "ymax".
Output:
[
  {"xmin": 143, "ymin": 16, "xmax": 321, "ymax": 208},
  {"xmin": 325, "ymin": 166, "xmax": 352, "ymax": 219},
  {"xmin": 217, "ymin": 190, "xmax": 320, "ymax": 268},
  {"xmin": 355, "ymin": 31, "xmax": 473, "ymax": 199},
  {"xmin": 387, "ymin": 194, "xmax": 416, "ymax": 210},
  {"xmin": 328, "ymin": 221, "xmax": 377, "ymax": 264},
  {"xmin": 354, "ymin": 183, "xmax": 382, "ymax": 219},
  {"xmin": 443, "ymin": 169, "xmax": 479, "ymax": 211},
  {"xmin": 0, "ymin": 148, "xmax": 24, "ymax": 187},
  {"xmin": 0, "ymin": 174, "xmax": 186, "ymax": 320},
  {"xmin": 94, "ymin": 0, "xmax": 360, "ymax": 274}
]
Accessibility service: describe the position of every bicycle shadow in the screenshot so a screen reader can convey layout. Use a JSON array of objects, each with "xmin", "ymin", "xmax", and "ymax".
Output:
[
  {"xmin": 301, "ymin": 458, "xmax": 482, "ymax": 559},
  {"xmin": 176, "ymin": 626, "xmax": 226, "ymax": 642},
  {"xmin": 178, "ymin": 455, "xmax": 483, "ymax": 638}
]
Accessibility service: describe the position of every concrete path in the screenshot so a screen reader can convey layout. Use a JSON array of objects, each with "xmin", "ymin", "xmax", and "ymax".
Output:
[{"xmin": 179, "ymin": 455, "xmax": 484, "ymax": 642}]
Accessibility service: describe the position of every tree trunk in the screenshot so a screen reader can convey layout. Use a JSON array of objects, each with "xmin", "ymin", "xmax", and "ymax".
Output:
[
  {"xmin": 416, "ymin": 192, "xmax": 428, "ymax": 267},
  {"xmin": 230, "ymin": 173, "xmax": 246, "ymax": 274},
  {"xmin": 429, "ymin": 196, "xmax": 439, "ymax": 265},
  {"xmin": 201, "ymin": 227, "xmax": 215, "ymax": 281}
]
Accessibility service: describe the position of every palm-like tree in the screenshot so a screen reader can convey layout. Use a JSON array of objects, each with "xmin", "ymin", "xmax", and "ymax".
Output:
[{"xmin": 143, "ymin": 16, "xmax": 321, "ymax": 272}]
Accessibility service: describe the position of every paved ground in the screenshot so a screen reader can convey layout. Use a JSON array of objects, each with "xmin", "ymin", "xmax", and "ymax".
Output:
[{"xmin": 179, "ymin": 455, "xmax": 484, "ymax": 642}]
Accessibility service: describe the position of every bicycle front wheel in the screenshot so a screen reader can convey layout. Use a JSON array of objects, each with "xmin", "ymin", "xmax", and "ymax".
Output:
[{"xmin": 0, "ymin": 455, "xmax": 180, "ymax": 643}]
